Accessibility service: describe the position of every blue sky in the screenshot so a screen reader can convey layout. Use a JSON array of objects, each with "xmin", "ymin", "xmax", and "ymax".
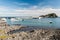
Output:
[
  {"xmin": 0, "ymin": 0, "xmax": 60, "ymax": 9},
  {"xmin": 0, "ymin": 0, "xmax": 60, "ymax": 16}
]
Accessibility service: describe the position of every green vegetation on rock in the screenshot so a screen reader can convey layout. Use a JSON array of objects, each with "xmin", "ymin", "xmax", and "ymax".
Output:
[{"xmin": 40, "ymin": 13, "xmax": 58, "ymax": 18}]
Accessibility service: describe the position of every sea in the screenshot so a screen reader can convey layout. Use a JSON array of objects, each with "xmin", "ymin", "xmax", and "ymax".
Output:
[{"xmin": 6, "ymin": 17, "xmax": 60, "ymax": 29}]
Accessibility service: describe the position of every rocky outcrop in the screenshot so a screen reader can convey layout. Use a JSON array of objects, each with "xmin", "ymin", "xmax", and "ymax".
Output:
[
  {"xmin": 40, "ymin": 13, "xmax": 58, "ymax": 18},
  {"xmin": 6, "ymin": 29, "xmax": 60, "ymax": 40}
]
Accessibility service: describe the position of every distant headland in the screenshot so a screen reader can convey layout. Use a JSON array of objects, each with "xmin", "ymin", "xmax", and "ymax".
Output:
[{"xmin": 39, "ymin": 13, "xmax": 58, "ymax": 18}]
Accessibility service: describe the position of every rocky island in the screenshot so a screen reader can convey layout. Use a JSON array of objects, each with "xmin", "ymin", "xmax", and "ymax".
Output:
[{"xmin": 39, "ymin": 13, "xmax": 58, "ymax": 18}]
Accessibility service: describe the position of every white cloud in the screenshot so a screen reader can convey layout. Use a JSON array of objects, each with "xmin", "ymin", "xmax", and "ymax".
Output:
[
  {"xmin": 15, "ymin": 8, "xmax": 60, "ymax": 17},
  {"xmin": 0, "ymin": 6, "xmax": 60, "ymax": 17}
]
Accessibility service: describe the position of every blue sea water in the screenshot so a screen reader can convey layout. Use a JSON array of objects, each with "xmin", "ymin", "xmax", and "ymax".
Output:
[{"xmin": 6, "ymin": 18, "xmax": 60, "ymax": 28}]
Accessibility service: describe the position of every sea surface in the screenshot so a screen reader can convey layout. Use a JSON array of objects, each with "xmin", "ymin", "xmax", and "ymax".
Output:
[{"xmin": 6, "ymin": 17, "xmax": 60, "ymax": 28}]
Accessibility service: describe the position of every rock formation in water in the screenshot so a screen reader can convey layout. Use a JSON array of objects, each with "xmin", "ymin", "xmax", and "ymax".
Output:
[{"xmin": 39, "ymin": 13, "xmax": 58, "ymax": 18}]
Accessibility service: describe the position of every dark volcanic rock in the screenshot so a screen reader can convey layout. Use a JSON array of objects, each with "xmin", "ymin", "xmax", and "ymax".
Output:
[{"xmin": 40, "ymin": 13, "xmax": 58, "ymax": 18}]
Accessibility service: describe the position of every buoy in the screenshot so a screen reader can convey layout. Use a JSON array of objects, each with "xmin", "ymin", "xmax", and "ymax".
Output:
[{"xmin": 49, "ymin": 21, "xmax": 53, "ymax": 24}]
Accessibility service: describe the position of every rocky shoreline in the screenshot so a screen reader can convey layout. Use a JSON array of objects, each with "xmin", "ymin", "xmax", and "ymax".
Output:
[
  {"xmin": 0, "ymin": 21, "xmax": 60, "ymax": 40},
  {"xmin": 0, "ymin": 25, "xmax": 60, "ymax": 40}
]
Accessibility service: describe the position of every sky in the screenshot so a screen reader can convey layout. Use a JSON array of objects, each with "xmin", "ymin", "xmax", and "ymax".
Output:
[{"xmin": 0, "ymin": 0, "xmax": 60, "ymax": 17}]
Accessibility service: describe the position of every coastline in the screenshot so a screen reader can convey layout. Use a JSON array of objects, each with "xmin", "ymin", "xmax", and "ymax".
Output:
[{"xmin": 0, "ymin": 21, "xmax": 60, "ymax": 40}]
